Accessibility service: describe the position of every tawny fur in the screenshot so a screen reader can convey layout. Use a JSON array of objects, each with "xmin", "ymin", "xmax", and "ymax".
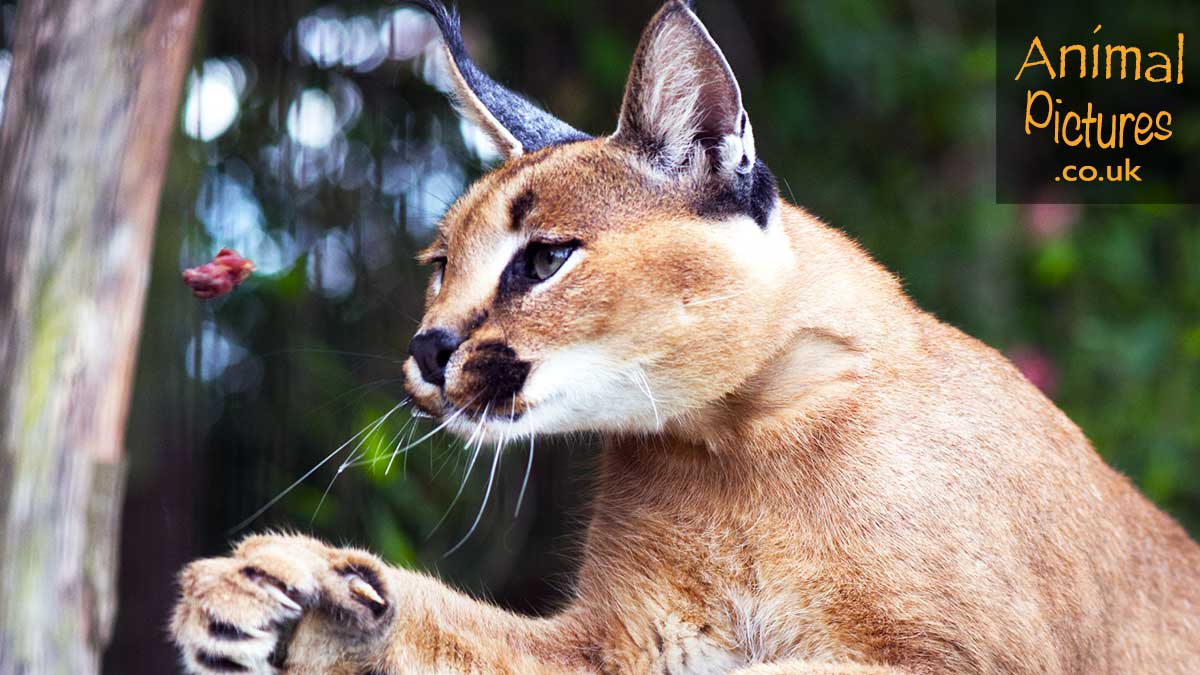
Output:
[{"xmin": 170, "ymin": 3, "xmax": 1200, "ymax": 674}]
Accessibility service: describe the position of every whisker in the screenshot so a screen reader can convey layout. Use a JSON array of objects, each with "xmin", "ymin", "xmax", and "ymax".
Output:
[
  {"xmin": 343, "ymin": 411, "xmax": 418, "ymax": 470},
  {"xmin": 682, "ymin": 288, "xmax": 751, "ymax": 307},
  {"xmin": 429, "ymin": 403, "xmax": 490, "ymax": 537},
  {"xmin": 431, "ymin": 436, "xmax": 462, "ymax": 480},
  {"xmin": 399, "ymin": 416, "xmax": 419, "ymax": 479},
  {"xmin": 304, "ymin": 377, "xmax": 406, "ymax": 417},
  {"xmin": 781, "ymin": 176, "xmax": 798, "ymax": 204},
  {"xmin": 447, "ymin": 396, "xmax": 515, "ymax": 554},
  {"xmin": 382, "ymin": 412, "xmax": 420, "ymax": 474},
  {"xmin": 310, "ymin": 470, "xmax": 341, "ymax": 525},
  {"xmin": 446, "ymin": 430, "xmax": 506, "ymax": 557},
  {"xmin": 387, "ymin": 395, "xmax": 480, "ymax": 458},
  {"xmin": 338, "ymin": 399, "xmax": 412, "ymax": 471},
  {"xmin": 515, "ymin": 432, "xmax": 535, "ymax": 518},
  {"xmin": 311, "ymin": 400, "xmax": 409, "ymax": 523},
  {"xmin": 421, "ymin": 188, "xmax": 455, "ymax": 210},
  {"xmin": 257, "ymin": 347, "xmax": 407, "ymax": 363},
  {"xmin": 229, "ymin": 400, "xmax": 407, "ymax": 534},
  {"xmin": 630, "ymin": 368, "xmax": 661, "ymax": 428}
]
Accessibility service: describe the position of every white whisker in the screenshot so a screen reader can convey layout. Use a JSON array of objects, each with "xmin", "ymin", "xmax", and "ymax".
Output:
[
  {"xmin": 429, "ymin": 403, "xmax": 490, "ymax": 536},
  {"xmin": 446, "ymin": 430, "xmax": 506, "ymax": 557},
  {"xmin": 228, "ymin": 400, "xmax": 407, "ymax": 534},
  {"xmin": 515, "ymin": 431, "xmax": 535, "ymax": 518},
  {"xmin": 388, "ymin": 395, "xmax": 480, "ymax": 458},
  {"xmin": 345, "ymin": 409, "xmax": 418, "ymax": 471},
  {"xmin": 630, "ymin": 368, "xmax": 661, "ymax": 428},
  {"xmin": 382, "ymin": 411, "xmax": 420, "ymax": 474},
  {"xmin": 398, "ymin": 416, "xmax": 420, "ymax": 479},
  {"xmin": 682, "ymin": 288, "xmax": 751, "ymax": 307},
  {"xmin": 312, "ymin": 401, "xmax": 408, "ymax": 523}
]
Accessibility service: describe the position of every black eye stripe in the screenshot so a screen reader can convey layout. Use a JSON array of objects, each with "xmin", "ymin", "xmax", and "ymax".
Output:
[
  {"xmin": 496, "ymin": 240, "xmax": 579, "ymax": 299},
  {"xmin": 498, "ymin": 245, "xmax": 537, "ymax": 298}
]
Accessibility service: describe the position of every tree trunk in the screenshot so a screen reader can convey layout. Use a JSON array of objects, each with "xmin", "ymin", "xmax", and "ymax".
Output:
[{"xmin": 0, "ymin": 0, "xmax": 202, "ymax": 672}]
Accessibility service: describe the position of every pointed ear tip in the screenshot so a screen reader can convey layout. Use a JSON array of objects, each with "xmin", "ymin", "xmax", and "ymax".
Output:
[
  {"xmin": 654, "ymin": 0, "xmax": 706, "ymax": 32},
  {"xmin": 675, "ymin": 0, "xmax": 699, "ymax": 15},
  {"xmin": 403, "ymin": 1, "xmax": 463, "ymax": 39}
]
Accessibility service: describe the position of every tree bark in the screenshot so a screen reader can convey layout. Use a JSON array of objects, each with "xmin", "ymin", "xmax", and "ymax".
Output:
[{"xmin": 0, "ymin": 0, "xmax": 202, "ymax": 672}]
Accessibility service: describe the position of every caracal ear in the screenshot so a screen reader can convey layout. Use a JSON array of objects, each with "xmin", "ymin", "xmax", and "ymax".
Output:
[
  {"xmin": 409, "ymin": 1, "xmax": 590, "ymax": 160},
  {"xmin": 613, "ymin": 0, "xmax": 757, "ymax": 180}
]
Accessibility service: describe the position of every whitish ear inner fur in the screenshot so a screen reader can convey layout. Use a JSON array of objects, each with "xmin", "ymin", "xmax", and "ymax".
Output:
[
  {"xmin": 440, "ymin": 44, "xmax": 525, "ymax": 159},
  {"xmin": 615, "ymin": 2, "xmax": 757, "ymax": 176}
]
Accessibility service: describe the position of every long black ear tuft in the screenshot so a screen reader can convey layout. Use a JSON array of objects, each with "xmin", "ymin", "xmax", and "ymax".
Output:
[
  {"xmin": 407, "ymin": 1, "xmax": 590, "ymax": 160},
  {"xmin": 612, "ymin": 1, "xmax": 777, "ymax": 228}
]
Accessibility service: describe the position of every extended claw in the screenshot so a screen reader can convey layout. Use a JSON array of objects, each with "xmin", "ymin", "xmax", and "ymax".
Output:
[
  {"xmin": 262, "ymin": 584, "xmax": 303, "ymax": 613},
  {"xmin": 348, "ymin": 575, "xmax": 386, "ymax": 607}
]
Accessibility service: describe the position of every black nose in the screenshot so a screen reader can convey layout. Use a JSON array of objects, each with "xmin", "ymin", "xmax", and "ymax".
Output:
[{"xmin": 408, "ymin": 329, "xmax": 463, "ymax": 387}]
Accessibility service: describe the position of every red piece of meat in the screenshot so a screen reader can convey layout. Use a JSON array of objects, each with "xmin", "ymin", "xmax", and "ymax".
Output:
[{"xmin": 183, "ymin": 248, "xmax": 256, "ymax": 299}]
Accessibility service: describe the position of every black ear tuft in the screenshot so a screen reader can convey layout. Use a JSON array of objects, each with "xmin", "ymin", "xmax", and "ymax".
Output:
[{"xmin": 406, "ymin": 1, "xmax": 590, "ymax": 160}]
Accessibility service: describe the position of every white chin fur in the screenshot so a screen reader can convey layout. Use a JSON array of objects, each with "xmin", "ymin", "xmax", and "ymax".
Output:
[{"xmin": 443, "ymin": 344, "xmax": 665, "ymax": 444}]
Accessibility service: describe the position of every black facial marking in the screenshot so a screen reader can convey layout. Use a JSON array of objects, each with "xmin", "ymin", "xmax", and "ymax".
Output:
[
  {"xmin": 696, "ymin": 159, "xmax": 779, "ymax": 229},
  {"xmin": 462, "ymin": 341, "xmax": 531, "ymax": 405},
  {"xmin": 496, "ymin": 240, "xmax": 582, "ymax": 300},
  {"xmin": 195, "ymin": 650, "xmax": 249, "ymax": 673},
  {"xmin": 508, "ymin": 190, "xmax": 535, "ymax": 231},
  {"xmin": 497, "ymin": 244, "xmax": 536, "ymax": 298},
  {"xmin": 208, "ymin": 620, "xmax": 251, "ymax": 641}
]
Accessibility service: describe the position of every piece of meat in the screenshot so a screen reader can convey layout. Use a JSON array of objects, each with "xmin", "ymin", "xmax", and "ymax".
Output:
[{"xmin": 182, "ymin": 248, "xmax": 256, "ymax": 299}]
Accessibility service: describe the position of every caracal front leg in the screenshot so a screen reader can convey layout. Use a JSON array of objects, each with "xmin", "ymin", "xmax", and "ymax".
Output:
[{"xmin": 171, "ymin": 533, "xmax": 592, "ymax": 675}]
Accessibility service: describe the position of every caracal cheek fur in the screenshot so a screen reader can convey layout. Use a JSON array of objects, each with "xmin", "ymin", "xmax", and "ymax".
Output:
[{"xmin": 171, "ymin": 2, "xmax": 1200, "ymax": 674}]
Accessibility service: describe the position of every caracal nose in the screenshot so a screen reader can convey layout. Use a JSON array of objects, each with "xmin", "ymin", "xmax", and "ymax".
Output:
[{"xmin": 408, "ymin": 328, "xmax": 463, "ymax": 387}]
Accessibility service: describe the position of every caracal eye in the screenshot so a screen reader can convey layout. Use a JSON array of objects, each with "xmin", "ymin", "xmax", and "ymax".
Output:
[{"xmin": 524, "ymin": 242, "xmax": 575, "ymax": 282}]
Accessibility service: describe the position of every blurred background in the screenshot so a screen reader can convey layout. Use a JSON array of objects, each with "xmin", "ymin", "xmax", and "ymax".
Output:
[{"xmin": 1, "ymin": 1, "xmax": 1195, "ymax": 672}]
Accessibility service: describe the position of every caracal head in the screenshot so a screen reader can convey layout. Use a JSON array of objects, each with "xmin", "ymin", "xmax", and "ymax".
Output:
[{"xmin": 403, "ymin": 1, "xmax": 796, "ymax": 443}]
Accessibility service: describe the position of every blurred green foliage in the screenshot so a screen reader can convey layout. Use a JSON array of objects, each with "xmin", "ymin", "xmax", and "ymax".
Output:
[{"xmin": 54, "ymin": 0, "xmax": 1195, "ymax": 671}]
